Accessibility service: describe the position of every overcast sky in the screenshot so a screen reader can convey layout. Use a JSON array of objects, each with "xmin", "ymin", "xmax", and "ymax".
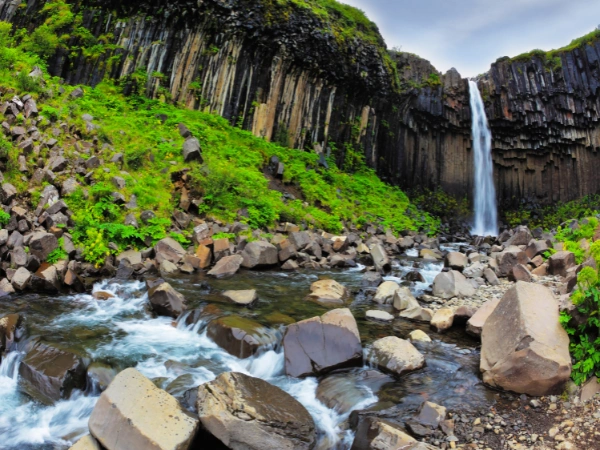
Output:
[{"xmin": 342, "ymin": 0, "xmax": 600, "ymax": 77}]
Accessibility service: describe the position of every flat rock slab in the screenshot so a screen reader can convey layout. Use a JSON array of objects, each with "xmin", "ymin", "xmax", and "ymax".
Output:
[
  {"xmin": 366, "ymin": 310, "xmax": 394, "ymax": 322},
  {"xmin": 283, "ymin": 308, "xmax": 362, "ymax": 377},
  {"xmin": 197, "ymin": 372, "xmax": 315, "ymax": 450},
  {"xmin": 89, "ymin": 368, "xmax": 199, "ymax": 450}
]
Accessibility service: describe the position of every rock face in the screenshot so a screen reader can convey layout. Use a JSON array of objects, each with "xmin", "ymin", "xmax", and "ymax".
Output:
[
  {"xmin": 89, "ymin": 368, "xmax": 199, "ymax": 450},
  {"xmin": 147, "ymin": 281, "xmax": 187, "ymax": 318},
  {"xmin": 480, "ymin": 282, "xmax": 572, "ymax": 396},
  {"xmin": 283, "ymin": 308, "xmax": 362, "ymax": 377},
  {"xmin": 196, "ymin": 372, "xmax": 315, "ymax": 450},
  {"xmin": 368, "ymin": 336, "xmax": 425, "ymax": 377},
  {"xmin": 19, "ymin": 342, "xmax": 86, "ymax": 404}
]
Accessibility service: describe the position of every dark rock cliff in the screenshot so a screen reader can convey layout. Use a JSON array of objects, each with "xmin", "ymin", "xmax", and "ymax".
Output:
[{"xmin": 1, "ymin": 0, "xmax": 599, "ymax": 207}]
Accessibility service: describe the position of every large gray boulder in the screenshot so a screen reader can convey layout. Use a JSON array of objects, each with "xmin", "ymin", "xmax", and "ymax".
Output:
[
  {"xmin": 241, "ymin": 241, "xmax": 278, "ymax": 269},
  {"xmin": 445, "ymin": 252, "xmax": 468, "ymax": 271},
  {"xmin": 11, "ymin": 267, "xmax": 31, "ymax": 291},
  {"xmin": 207, "ymin": 254, "xmax": 243, "ymax": 278},
  {"xmin": 373, "ymin": 280, "xmax": 400, "ymax": 305},
  {"xmin": 154, "ymin": 237, "xmax": 186, "ymax": 264},
  {"xmin": 480, "ymin": 282, "xmax": 571, "ymax": 396},
  {"xmin": 196, "ymin": 372, "xmax": 315, "ymax": 450},
  {"xmin": 548, "ymin": 251, "xmax": 576, "ymax": 277},
  {"xmin": 368, "ymin": 336, "xmax": 424, "ymax": 377},
  {"xmin": 19, "ymin": 342, "xmax": 86, "ymax": 404},
  {"xmin": 370, "ymin": 243, "xmax": 391, "ymax": 272},
  {"xmin": 306, "ymin": 279, "xmax": 348, "ymax": 307},
  {"xmin": 432, "ymin": 270, "xmax": 475, "ymax": 299},
  {"xmin": 207, "ymin": 315, "xmax": 276, "ymax": 358},
  {"xmin": 496, "ymin": 246, "xmax": 529, "ymax": 278},
  {"xmin": 182, "ymin": 137, "xmax": 203, "ymax": 162},
  {"xmin": 505, "ymin": 225, "xmax": 533, "ymax": 246},
  {"xmin": 28, "ymin": 231, "xmax": 58, "ymax": 261},
  {"xmin": 147, "ymin": 281, "xmax": 187, "ymax": 318},
  {"xmin": 466, "ymin": 298, "xmax": 500, "ymax": 338},
  {"xmin": 89, "ymin": 368, "xmax": 199, "ymax": 450},
  {"xmin": 283, "ymin": 308, "xmax": 362, "ymax": 377}
]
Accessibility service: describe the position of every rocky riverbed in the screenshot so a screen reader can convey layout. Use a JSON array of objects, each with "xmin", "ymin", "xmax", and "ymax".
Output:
[{"xmin": 0, "ymin": 221, "xmax": 599, "ymax": 450}]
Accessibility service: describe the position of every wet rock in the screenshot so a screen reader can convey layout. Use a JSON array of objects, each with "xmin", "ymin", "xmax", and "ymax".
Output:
[
  {"xmin": 222, "ymin": 289, "xmax": 258, "ymax": 306},
  {"xmin": 69, "ymin": 435, "xmax": 101, "ymax": 450},
  {"xmin": 408, "ymin": 329, "xmax": 432, "ymax": 343},
  {"xmin": 196, "ymin": 372, "xmax": 315, "ymax": 450},
  {"xmin": 373, "ymin": 280, "xmax": 400, "ymax": 305},
  {"xmin": 241, "ymin": 240, "xmax": 278, "ymax": 269},
  {"xmin": 370, "ymin": 243, "xmax": 391, "ymax": 272},
  {"xmin": 11, "ymin": 267, "xmax": 31, "ymax": 290},
  {"xmin": 430, "ymin": 308, "xmax": 454, "ymax": 332},
  {"xmin": 207, "ymin": 254, "xmax": 244, "ymax": 278},
  {"xmin": 29, "ymin": 231, "xmax": 58, "ymax": 261},
  {"xmin": 368, "ymin": 336, "xmax": 424, "ymax": 376},
  {"xmin": 362, "ymin": 271, "xmax": 383, "ymax": 287},
  {"xmin": 147, "ymin": 281, "xmax": 187, "ymax": 318},
  {"xmin": 481, "ymin": 282, "xmax": 571, "ymax": 395},
  {"xmin": 366, "ymin": 310, "xmax": 394, "ymax": 322},
  {"xmin": 281, "ymin": 259, "xmax": 299, "ymax": 270},
  {"xmin": 154, "ymin": 237, "xmax": 186, "ymax": 264},
  {"xmin": 432, "ymin": 270, "xmax": 475, "ymax": 299},
  {"xmin": 87, "ymin": 362, "xmax": 117, "ymax": 392},
  {"xmin": 307, "ymin": 279, "xmax": 348, "ymax": 306},
  {"xmin": 283, "ymin": 308, "xmax": 362, "ymax": 377},
  {"xmin": 416, "ymin": 401, "xmax": 446, "ymax": 428},
  {"xmin": 89, "ymin": 368, "xmax": 199, "ymax": 450},
  {"xmin": 19, "ymin": 342, "xmax": 86, "ymax": 404},
  {"xmin": 207, "ymin": 316, "xmax": 275, "ymax": 358},
  {"xmin": 548, "ymin": 251, "xmax": 576, "ymax": 277},
  {"xmin": 0, "ymin": 313, "xmax": 21, "ymax": 354}
]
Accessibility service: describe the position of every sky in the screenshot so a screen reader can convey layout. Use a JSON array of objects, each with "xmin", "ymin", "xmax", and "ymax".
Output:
[{"xmin": 342, "ymin": 0, "xmax": 600, "ymax": 77}]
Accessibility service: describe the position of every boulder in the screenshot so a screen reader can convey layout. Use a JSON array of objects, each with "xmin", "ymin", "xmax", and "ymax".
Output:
[
  {"xmin": 466, "ymin": 299, "xmax": 501, "ymax": 338},
  {"xmin": 207, "ymin": 316, "xmax": 276, "ymax": 358},
  {"xmin": 373, "ymin": 280, "xmax": 400, "ymax": 305},
  {"xmin": 159, "ymin": 259, "xmax": 178, "ymax": 274},
  {"xmin": 480, "ymin": 282, "xmax": 571, "ymax": 396},
  {"xmin": 370, "ymin": 244, "xmax": 391, "ymax": 272},
  {"xmin": 154, "ymin": 237, "xmax": 186, "ymax": 264},
  {"xmin": 368, "ymin": 336, "xmax": 424, "ymax": 376},
  {"xmin": 69, "ymin": 435, "xmax": 101, "ymax": 450},
  {"xmin": 207, "ymin": 254, "xmax": 243, "ymax": 278},
  {"xmin": 0, "ymin": 313, "xmax": 21, "ymax": 354},
  {"xmin": 445, "ymin": 252, "xmax": 468, "ymax": 271},
  {"xmin": 352, "ymin": 418, "xmax": 423, "ymax": 450},
  {"xmin": 509, "ymin": 264, "xmax": 532, "ymax": 282},
  {"xmin": 496, "ymin": 247, "xmax": 529, "ymax": 278},
  {"xmin": 548, "ymin": 251, "xmax": 576, "ymax": 278},
  {"xmin": 147, "ymin": 281, "xmax": 187, "ymax": 318},
  {"xmin": 416, "ymin": 401, "xmax": 447, "ymax": 428},
  {"xmin": 463, "ymin": 262, "xmax": 485, "ymax": 279},
  {"xmin": 408, "ymin": 330, "xmax": 432, "ymax": 343},
  {"xmin": 505, "ymin": 226, "xmax": 533, "ymax": 246},
  {"xmin": 116, "ymin": 249, "xmax": 142, "ymax": 266},
  {"xmin": 366, "ymin": 310, "xmax": 394, "ymax": 322},
  {"xmin": 288, "ymin": 231, "xmax": 310, "ymax": 250},
  {"xmin": 28, "ymin": 231, "xmax": 58, "ymax": 261},
  {"xmin": 87, "ymin": 362, "xmax": 117, "ymax": 392},
  {"xmin": 89, "ymin": 368, "xmax": 199, "ymax": 450},
  {"xmin": 283, "ymin": 308, "xmax": 362, "ymax": 377},
  {"xmin": 307, "ymin": 279, "xmax": 348, "ymax": 306},
  {"xmin": 11, "ymin": 267, "xmax": 31, "ymax": 291},
  {"xmin": 430, "ymin": 308, "xmax": 454, "ymax": 332},
  {"xmin": 526, "ymin": 240, "xmax": 549, "ymax": 259},
  {"xmin": 195, "ymin": 244, "xmax": 212, "ymax": 269},
  {"xmin": 19, "ymin": 342, "xmax": 86, "ymax": 404},
  {"xmin": 196, "ymin": 372, "xmax": 315, "ymax": 450},
  {"xmin": 483, "ymin": 268, "xmax": 500, "ymax": 286},
  {"xmin": 241, "ymin": 241, "xmax": 278, "ymax": 269},
  {"xmin": 222, "ymin": 289, "xmax": 258, "ymax": 306},
  {"xmin": 432, "ymin": 270, "xmax": 475, "ymax": 299}
]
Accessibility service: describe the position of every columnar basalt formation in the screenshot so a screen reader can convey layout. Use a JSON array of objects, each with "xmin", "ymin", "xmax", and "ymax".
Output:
[{"xmin": 1, "ymin": 0, "xmax": 599, "ymax": 206}]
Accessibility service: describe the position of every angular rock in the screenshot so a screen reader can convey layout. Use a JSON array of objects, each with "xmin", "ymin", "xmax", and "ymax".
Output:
[
  {"xmin": 207, "ymin": 316, "xmax": 275, "ymax": 358},
  {"xmin": 368, "ymin": 336, "xmax": 425, "ymax": 377},
  {"xmin": 496, "ymin": 246, "xmax": 529, "ymax": 278},
  {"xmin": 481, "ymin": 282, "xmax": 571, "ymax": 396},
  {"xmin": 147, "ymin": 281, "xmax": 187, "ymax": 318},
  {"xmin": 526, "ymin": 240, "xmax": 549, "ymax": 259},
  {"xmin": 19, "ymin": 342, "xmax": 86, "ymax": 404},
  {"xmin": 283, "ymin": 308, "xmax": 362, "ymax": 377},
  {"xmin": 29, "ymin": 231, "xmax": 58, "ymax": 261},
  {"xmin": 0, "ymin": 313, "xmax": 21, "ymax": 354},
  {"xmin": 307, "ymin": 279, "xmax": 348, "ymax": 306},
  {"xmin": 116, "ymin": 249, "xmax": 142, "ymax": 266},
  {"xmin": 506, "ymin": 226, "xmax": 533, "ymax": 246},
  {"xmin": 509, "ymin": 264, "xmax": 532, "ymax": 282},
  {"xmin": 352, "ymin": 418, "xmax": 422, "ymax": 450},
  {"xmin": 370, "ymin": 243, "xmax": 391, "ymax": 272},
  {"xmin": 196, "ymin": 372, "xmax": 315, "ymax": 450},
  {"xmin": 373, "ymin": 280, "xmax": 401, "ymax": 305},
  {"xmin": 445, "ymin": 252, "xmax": 468, "ymax": 271},
  {"xmin": 416, "ymin": 401, "xmax": 447, "ymax": 428},
  {"xmin": 11, "ymin": 267, "xmax": 31, "ymax": 290},
  {"xmin": 548, "ymin": 251, "xmax": 576, "ymax": 278},
  {"xmin": 89, "ymin": 368, "xmax": 199, "ymax": 450},
  {"xmin": 241, "ymin": 240, "xmax": 278, "ymax": 269},
  {"xmin": 408, "ymin": 330, "xmax": 432, "ymax": 343},
  {"xmin": 207, "ymin": 254, "xmax": 243, "ymax": 278},
  {"xmin": 432, "ymin": 270, "xmax": 475, "ymax": 299},
  {"xmin": 182, "ymin": 137, "xmax": 203, "ymax": 162},
  {"xmin": 430, "ymin": 308, "xmax": 454, "ymax": 333},
  {"xmin": 483, "ymin": 268, "xmax": 500, "ymax": 286},
  {"xmin": 154, "ymin": 237, "xmax": 186, "ymax": 264},
  {"xmin": 288, "ymin": 231, "xmax": 310, "ymax": 250},
  {"xmin": 463, "ymin": 262, "xmax": 485, "ymax": 279},
  {"xmin": 69, "ymin": 435, "xmax": 101, "ymax": 450},
  {"xmin": 222, "ymin": 289, "xmax": 258, "ymax": 306},
  {"xmin": 365, "ymin": 310, "xmax": 394, "ymax": 322},
  {"xmin": 466, "ymin": 298, "xmax": 501, "ymax": 338},
  {"xmin": 195, "ymin": 244, "xmax": 212, "ymax": 269}
]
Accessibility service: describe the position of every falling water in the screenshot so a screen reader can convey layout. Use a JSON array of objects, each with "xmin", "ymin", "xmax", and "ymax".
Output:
[{"xmin": 468, "ymin": 80, "xmax": 498, "ymax": 237}]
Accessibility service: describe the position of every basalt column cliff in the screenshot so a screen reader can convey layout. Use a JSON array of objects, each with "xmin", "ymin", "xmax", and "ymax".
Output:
[{"xmin": 1, "ymin": 0, "xmax": 599, "ymax": 206}]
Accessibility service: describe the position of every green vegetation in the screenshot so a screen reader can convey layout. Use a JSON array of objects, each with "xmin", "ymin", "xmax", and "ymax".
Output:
[
  {"xmin": 0, "ymin": 1, "xmax": 438, "ymax": 266},
  {"xmin": 410, "ymin": 188, "xmax": 470, "ymax": 232},
  {"xmin": 504, "ymin": 194, "xmax": 600, "ymax": 231},
  {"xmin": 0, "ymin": 210, "xmax": 9, "ymax": 226},
  {"xmin": 46, "ymin": 237, "xmax": 68, "ymax": 264},
  {"xmin": 560, "ymin": 239, "xmax": 600, "ymax": 385},
  {"xmin": 506, "ymin": 28, "xmax": 600, "ymax": 71},
  {"xmin": 553, "ymin": 217, "xmax": 599, "ymax": 264}
]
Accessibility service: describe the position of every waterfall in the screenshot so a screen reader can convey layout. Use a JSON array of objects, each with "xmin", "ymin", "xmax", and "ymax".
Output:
[{"xmin": 468, "ymin": 80, "xmax": 498, "ymax": 237}]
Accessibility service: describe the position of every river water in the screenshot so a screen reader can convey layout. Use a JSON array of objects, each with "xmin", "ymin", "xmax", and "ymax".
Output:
[{"xmin": 0, "ymin": 255, "xmax": 497, "ymax": 449}]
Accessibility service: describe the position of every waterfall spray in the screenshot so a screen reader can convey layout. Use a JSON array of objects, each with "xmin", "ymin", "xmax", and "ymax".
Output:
[{"xmin": 468, "ymin": 80, "xmax": 498, "ymax": 237}]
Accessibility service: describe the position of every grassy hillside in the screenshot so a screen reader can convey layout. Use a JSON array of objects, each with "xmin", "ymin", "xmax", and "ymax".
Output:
[{"xmin": 0, "ymin": 5, "xmax": 438, "ymax": 266}]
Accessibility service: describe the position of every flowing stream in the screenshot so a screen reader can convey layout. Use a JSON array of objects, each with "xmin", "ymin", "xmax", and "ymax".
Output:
[
  {"xmin": 469, "ymin": 80, "xmax": 498, "ymax": 237},
  {"xmin": 0, "ymin": 259, "xmax": 496, "ymax": 450}
]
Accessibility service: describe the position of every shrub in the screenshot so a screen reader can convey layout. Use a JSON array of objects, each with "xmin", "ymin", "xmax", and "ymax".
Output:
[{"xmin": 0, "ymin": 210, "xmax": 9, "ymax": 226}]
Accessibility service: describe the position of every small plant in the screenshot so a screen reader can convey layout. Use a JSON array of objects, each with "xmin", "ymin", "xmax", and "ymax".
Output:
[
  {"xmin": 212, "ymin": 232, "xmax": 235, "ymax": 240},
  {"xmin": 46, "ymin": 237, "xmax": 68, "ymax": 263},
  {"xmin": 0, "ymin": 210, "xmax": 10, "ymax": 226}
]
